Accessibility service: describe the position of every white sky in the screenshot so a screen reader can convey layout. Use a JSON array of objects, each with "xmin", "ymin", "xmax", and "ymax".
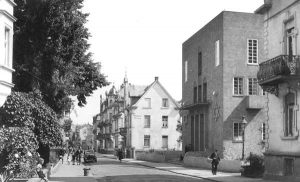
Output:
[{"xmin": 71, "ymin": 0, "xmax": 264, "ymax": 125}]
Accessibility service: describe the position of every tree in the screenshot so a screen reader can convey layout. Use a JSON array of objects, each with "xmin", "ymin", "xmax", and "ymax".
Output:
[
  {"xmin": 0, "ymin": 92, "xmax": 62, "ymax": 166},
  {"xmin": 63, "ymin": 118, "xmax": 72, "ymax": 133},
  {"xmin": 13, "ymin": 0, "xmax": 109, "ymax": 115}
]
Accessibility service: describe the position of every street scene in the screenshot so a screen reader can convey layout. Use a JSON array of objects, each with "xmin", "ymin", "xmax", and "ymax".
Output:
[{"xmin": 1, "ymin": 0, "xmax": 300, "ymax": 182}]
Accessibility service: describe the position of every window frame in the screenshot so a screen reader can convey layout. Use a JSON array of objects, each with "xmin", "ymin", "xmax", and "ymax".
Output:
[
  {"xmin": 261, "ymin": 123, "xmax": 266, "ymax": 141},
  {"xmin": 233, "ymin": 77, "xmax": 244, "ymax": 96},
  {"xmin": 185, "ymin": 60, "xmax": 188, "ymax": 82},
  {"xmin": 144, "ymin": 98, "xmax": 151, "ymax": 108},
  {"xmin": 198, "ymin": 52, "xmax": 202, "ymax": 75},
  {"xmin": 247, "ymin": 39, "xmax": 258, "ymax": 65},
  {"xmin": 162, "ymin": 98, "xmax": 169, "ymax": 108},
  {"xmin": 233, "ymin": 122, "xmax": 243, "ymax": 142},
  {"xmin": 248, "ymin": 78, "xmax": 258, "ymax": 95},
  {"xmin": 162, "ymin": 135, "xmax": 168, "ymax": 148},
  {"xmin": 144, "ymin": 135, "xmax": 150, "ymax": 147},
  {"xmin": 215, "ymin": 40, "xmax": 220, "ymax": 66},
  {"xmin": 162, "ymin": 116, "xmax": 168, "ymax": 128},
  {"xmin": 144, "ymin": 115, "xmax": 151, "ymax": 128}
]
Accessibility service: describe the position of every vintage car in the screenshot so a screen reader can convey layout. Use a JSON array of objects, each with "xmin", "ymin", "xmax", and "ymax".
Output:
[{"xmin": 84, "ymin": 150, "xmax": 97, "ymax": 163}]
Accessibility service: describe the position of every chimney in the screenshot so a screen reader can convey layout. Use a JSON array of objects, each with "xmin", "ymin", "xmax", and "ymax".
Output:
[{"xmin": 155, "ymin": 76, "xmax": 159, "ymax": 81}]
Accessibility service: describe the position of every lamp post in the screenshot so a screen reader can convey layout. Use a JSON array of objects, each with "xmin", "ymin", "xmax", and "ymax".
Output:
[{"xmin": 241, "ymin": 116, "xmax": 248, "ymax": 160}]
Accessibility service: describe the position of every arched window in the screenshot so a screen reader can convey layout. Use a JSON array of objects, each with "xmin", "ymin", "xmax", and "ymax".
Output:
[{"xmin": 284, "ymin": 91, "xmax": 296, "ymax": 137}]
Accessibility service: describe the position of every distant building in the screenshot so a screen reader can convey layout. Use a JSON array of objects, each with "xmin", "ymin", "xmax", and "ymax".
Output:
[
  {"xmin": 0, "ymin": 0, "xmax": 16, "ymax": 106},
  {"xmin": 256, "ymin": 0, "xmax": 300, "ymax": 181},
  {"xmin": 181, "ymin": 11, "xmax": 266, "ymax": 170},
  {"xmin": 79, "ymin": 124, "xmax": 93, "ymax": 150},
  {"xmin": 94, "ymin": 76, "xmax": 181, "ymax": 157}
]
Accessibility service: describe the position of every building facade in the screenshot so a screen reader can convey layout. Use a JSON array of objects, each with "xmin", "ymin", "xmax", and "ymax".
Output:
[
  {"xmin": 95, "ymin": 76, "xmax": 181, "ymax": 157},
  {"xmin": 0, "ymin": 0, "xmax": 16, "ymax": 107},
  {"xmin": 256, "ymin": 0, "xmax": 300, "ymax": 181},
  {"xmin": 181, "ymin": 11, "xmax": 267, "ymax": 167}
]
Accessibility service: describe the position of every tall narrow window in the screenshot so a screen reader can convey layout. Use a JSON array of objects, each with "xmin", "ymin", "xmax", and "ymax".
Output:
[
  {"xmin": 144, "ymin": 115, "xmax": 151, "ymax": 128},
  {"xmin": 191, "ymin": 115, "xmax": 194, "ymax": 151},
  {"xmin": 199, "ymin": 114, "xmax": 205, "ymax": 151},
  {"xmin": 262, "ymin": 123, "xmax": 266, "ymax": 141},
  {"xmin": 233, "ymin": 77, "xmax": 243, "ymax": 95},
  {"xmin": 162, "ymin": 116, "xmax": 168, "ymax": 128},
  {"xmin": 162, "ymin": 135, "xmax": 168, "ymax": 148},
  {"xmin": 162, "ymin": 98, "xmax": 169, "ymax": 108},
  {"xmin": 144, "ymin": 135, "xmax": 150, "ymax": 147},
  {"xmin": 198, "ymin": 52, "xmax": 202, "ymax": 75},
  {"xmin": 144, "ymin": 98, "xmax": 151, "ymax": 108},
  {"xmin": 233, "ymin": 123, "xmax": 243, "ymax": 141},
  {"xmin": 215, "ymin": 40, "xmax": 220, "ymax": 66},
  {"xmin": 185, "ymin": 61, "xmax": 188, "ymax": 82},
  {"xmin": 247, "ymin": 39, "xmax": 258, "ymax": 64},
  {"xmin": 286, "ymin": 27, "xmax": 296, "ymax": 56},
  {"xmin": 4, "ymin": 27, "xmax": 10, "ymax": 66},
  {"xmin": 248, "ymin": 78, "xmax": 258, "ymax": 95},
  {"xmin": 284, "ymin": 92, "xmax": 296, "ymax": 137},
  {"xmin": 193, "ymin": 86, "xmax": 197, "ymax": 104},
  {"xmin": 198, "ymin": 85, "xmax": 202, "ymax": 102},
  {"xmin": 203, "ymin": 83, "xmax": 207, "ymax": 102}
]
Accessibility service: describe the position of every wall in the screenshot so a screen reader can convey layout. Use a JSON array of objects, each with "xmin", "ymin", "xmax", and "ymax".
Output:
[{"xmin": 131, "ymin": 81, "xmax": 180, "ymax": 150}]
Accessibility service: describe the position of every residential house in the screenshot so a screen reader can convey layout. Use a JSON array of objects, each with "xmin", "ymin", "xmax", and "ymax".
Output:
[
  {"xmin": 95, "ymin": 76, "xmax": 181, "ymax": 157},
  {"xmin": 256, "ymin": 0, "xmax": 300, "ymax": 181},
  {"xmin": 181, "ymin": 11, "xmax": 267, "ymax": 171},
  {"xmin": 0, "ymin": 0, "xmax": 16, "ymax": 107}
]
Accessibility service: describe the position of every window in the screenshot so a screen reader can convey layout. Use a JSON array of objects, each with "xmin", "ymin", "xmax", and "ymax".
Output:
[
  {"xmin": 162, "ymin": 98, "xmax": 169, "ymax": 108},
  {"xmin": 284, "ymin": 92, "xmax": 297, "ymax": 137},
  {"xmin": 162, "ymin": 116, "xmax": 168, "ymax": 128},
  {"xmin": 198, "ymin": 85, "xmax": 202, "ymax": 102},
  {"xmin": 261, "ymin": 123, "xmax": 266, "ymax": 141},
  {"xmin": 286, "ymin": 27, "xmax": 296, "ymax": 56},
  {"xmin": 144, "ymin": 115, "xmax": 151, "ymax": 128},
  {"xmin": 233, "ymin": 123, "xmax": 243, "ymax": 141},
  {"xmin": 284, "ymin": 158, "xmax": 294, "ymax": 176},
  {"xmin": 185, "ymin": 61, "xmax": 188, "ymax": 82},
  {"xmin": 4, "ymin": 27, "xmax": 10, "ymax": 66},
  {"xmin": 198, "ymin": 52, "xmax": 202, "ymax": 75},
  {"xmin": 144, "ymin": 135, "xmax": 150, "ymax": 147},
  {"xmin": 215, "ymin": 40, "xmax": 220, "ymax": 66},
  {"xmin": 144, "ymin": 98, "xmax": 151, "ymax": 108},
  {"xmin": 162, "ymin": 136, "xmax": 168, "ymax": 148},
  {"xmin": 203, "ymin": 83, "xmax": 207, "ymax": 102},
  {"xmin": 193, "ymin": 86, "xmax": 197, "ymax": 104},
  {"xmin": 247, "ymin": 39, "xmax": 258, "ymax": 64},
  {"xmin": 233, "ymin": 77, "xmax": 243, "ymax": 95},
  {"xmin": 248, "ymin": 78, "xmax": 258, "ymax": 95}
]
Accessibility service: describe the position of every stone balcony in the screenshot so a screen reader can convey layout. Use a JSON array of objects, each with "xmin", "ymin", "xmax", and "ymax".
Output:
[{"xmin": 257, "ymin": 55, "xmax": 300, "ymax": 86}]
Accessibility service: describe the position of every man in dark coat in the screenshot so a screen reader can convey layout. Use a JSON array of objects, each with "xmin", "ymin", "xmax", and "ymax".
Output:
[
  {"xmin": 117, "ymin": 149, "xmax": 123, "ymax": 162},
  {"xmin": 209, "ymin": 150, "xmax": 221, "ymax": 175}
]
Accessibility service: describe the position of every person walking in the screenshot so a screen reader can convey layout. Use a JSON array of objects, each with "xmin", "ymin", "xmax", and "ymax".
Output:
[
  {"xmin": 209, "ymin": 150, "xmax": 221, "ymax": 175},
  {"xmin": 117, "ymin": 149, "xmax": 123, "ymax": 162}
]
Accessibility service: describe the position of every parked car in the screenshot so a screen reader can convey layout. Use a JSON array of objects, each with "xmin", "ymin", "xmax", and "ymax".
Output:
[{"xmin": 84, "ymin": 150, "xmax": 97, "ymax": 163}]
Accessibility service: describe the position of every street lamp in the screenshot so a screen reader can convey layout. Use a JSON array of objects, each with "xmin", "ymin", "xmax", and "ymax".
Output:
[{"xmin": 241, "ymin": 116, "xmax": 248, "ymax": 160}]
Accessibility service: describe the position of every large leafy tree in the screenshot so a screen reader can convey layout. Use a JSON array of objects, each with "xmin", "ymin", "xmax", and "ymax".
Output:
[{"xmin": 13, "ymin": 0, "xmax": 108, "ymax": 115}]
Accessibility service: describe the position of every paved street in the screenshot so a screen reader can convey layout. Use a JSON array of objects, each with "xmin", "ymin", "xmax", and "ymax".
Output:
[{"xmin": 48, "ymin": 154, "xmax": 278, "ymax": 182}]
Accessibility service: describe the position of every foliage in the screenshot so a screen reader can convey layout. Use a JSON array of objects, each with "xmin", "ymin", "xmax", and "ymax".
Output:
[
  {"xmin": 241, "ymin": 153, "xmax": 265, "ymax": 178},
  {"xmin": 13, "ymin": 0, "xmax": 109, "ymax": 115},
  {"xmin": 0, "ymin": 92, "xmax": 62, "ymax": 146},
  {"xmin": 0, "ymin": 127, "xmax": 39, "ymax": 178},
  {"xmin": 63, "ymin": 118, "xmax": 72, "ymax": 133}
]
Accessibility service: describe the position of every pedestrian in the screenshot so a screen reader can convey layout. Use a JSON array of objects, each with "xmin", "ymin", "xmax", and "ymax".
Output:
[
  {"xmin": 117, "ymin": 149, "xmax": 123, "ymax": 162},
  {"xmin": 36, "ymin": 158, "xmax": 48, "ymax": 182},
  {"xmin": 209, "ymin": 150, "xmax": 221, "ymax": 175},
  {"xmin": 67, "ymin": 153, "xmax": 72, "ymax": 165}
]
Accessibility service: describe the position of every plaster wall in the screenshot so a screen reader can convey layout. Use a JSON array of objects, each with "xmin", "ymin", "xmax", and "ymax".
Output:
[{"xmin": 131, "ymin": 82, "xmax": 180, "ymax": 150}]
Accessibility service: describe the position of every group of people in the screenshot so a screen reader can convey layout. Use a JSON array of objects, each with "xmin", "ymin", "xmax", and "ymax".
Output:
[{"xmin": 67, "ymin": 147, "xmax": 83, "ymax": 165}]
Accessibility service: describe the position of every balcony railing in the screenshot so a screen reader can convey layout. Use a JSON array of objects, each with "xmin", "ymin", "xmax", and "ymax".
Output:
[{"xmin": 257, "ymin": 55, "xmax": 300, "ymax": 85}]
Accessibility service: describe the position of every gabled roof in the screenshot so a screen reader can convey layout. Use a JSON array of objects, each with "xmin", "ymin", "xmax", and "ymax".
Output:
[{"xmin": 132, "ymin": 78, "xmax": 179, "ymax": 109}]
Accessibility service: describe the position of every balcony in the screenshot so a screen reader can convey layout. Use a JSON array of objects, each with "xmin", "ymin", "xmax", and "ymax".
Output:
[
  {"xmin": 181, "ymin": 100, "xmax": 210, "ymax": 110},
  {"xmin": 245, "ymin": 95, "xmax": 266, "ymax": 109},
  {"xmin": 257, "ymin": 55, "xmax": 300, "ymax": 86},
  {"xmin": 119, "ymin": 127, "xmax": 127, "ymax": 136}
]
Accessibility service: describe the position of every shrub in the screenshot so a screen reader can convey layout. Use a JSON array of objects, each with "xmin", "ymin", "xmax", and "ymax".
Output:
[{"xmin": 242, "ymin": 153, "xmax": 264, "ymax": 178}]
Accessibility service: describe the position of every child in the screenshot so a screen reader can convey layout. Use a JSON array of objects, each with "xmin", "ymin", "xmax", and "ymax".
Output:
[{"xmin": 36, "ymin": 163, "xmax": 48, "ymax": 182}]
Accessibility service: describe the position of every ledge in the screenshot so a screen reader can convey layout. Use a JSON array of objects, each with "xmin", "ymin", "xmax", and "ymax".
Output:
[
  {"xmin": 0, "ymin": 64, "xmax": 15, "ymax": 72},
  {"xmin": 264, "ymin": 150, "xmax": 300, "ymax": 157}
]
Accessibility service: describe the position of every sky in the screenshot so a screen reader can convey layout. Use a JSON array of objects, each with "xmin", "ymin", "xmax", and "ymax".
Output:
[{"xmin": 71, "ymin": 0, "xmax": 264, "ymax": 125}]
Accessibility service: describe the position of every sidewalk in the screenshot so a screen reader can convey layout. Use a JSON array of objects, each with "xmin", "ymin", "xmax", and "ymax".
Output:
[
  {"xmin": 48, "ymin": 155, "xmax": 97, "ymax": 182},
  {"xmin": 98, "ymin": 153, "xmax": 278, "ymax": 182}
]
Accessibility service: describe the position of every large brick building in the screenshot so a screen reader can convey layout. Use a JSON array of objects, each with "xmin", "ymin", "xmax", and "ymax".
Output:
[
  {"xmin": 256, "ymin": 0, "xmax": 300, "ymax": 181},
  {"xmin": 181, "ymin": 11, "xmax": 267, "ymax": 171}
]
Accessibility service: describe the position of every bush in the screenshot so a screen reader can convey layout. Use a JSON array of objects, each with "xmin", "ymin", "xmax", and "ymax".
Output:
[{"xmin": 241, "ymin": 153, "xmax": 264, "ymax": 178}]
